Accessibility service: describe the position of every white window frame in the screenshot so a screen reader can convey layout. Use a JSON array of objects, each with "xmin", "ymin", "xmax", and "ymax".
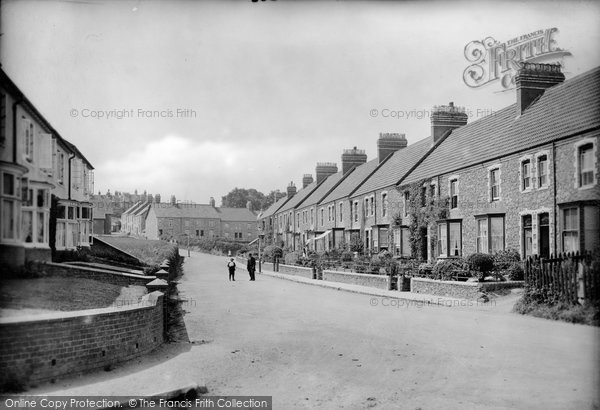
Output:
[
  {"xmin": 21, "ymin": 184, "xmax": 50, "ymax": 247},
  {"xmin": 519, "ymin": 154, "xmax": 533, "ymax": 192},
  {"xmin": 381, "ymin": 191, "xmax": 388, "ymax": 218},
  {"xmin": 448, "ymin": 175, "xmax": 459, "ymax": 209},
  {"xmin": 574, "ymin": 138, "xmax": 597, "ymax": 189},
  {"xmin": 487, "ymin": 164, "xmax": 502, "ymax": 202},
  {"xmin": 1, "ymin": 170, "xmax": 21, "ymax": 243},
  {"xmin": 534, "ymin": 151, "xmax": 550, "ymax": 190}
]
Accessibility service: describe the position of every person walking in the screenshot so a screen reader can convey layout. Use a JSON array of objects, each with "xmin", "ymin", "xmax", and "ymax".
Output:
[
  {"xmin": 247, "ymin": 253, "xmax": 256, "ymax": 281},
  {"xmin": 227, "ymin": 258, "xmax": 236, "ymax": 281}
]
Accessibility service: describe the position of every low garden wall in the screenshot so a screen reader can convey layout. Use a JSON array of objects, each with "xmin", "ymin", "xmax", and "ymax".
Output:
[
  {"xmin": 35, "ymin": 262, "xmax": 155, "ymax": 286},
  {"xmin": 411, "ymin": 278, "xmax": 524, "ymax": 299},
  {"xmin": 0, "ymin": 291, "xmax": 164, "ymax": 388},
  {"xmin": 276, "ymin": 263, "xmax": 314, "ymax": 279},
  {"xmin": 323, "ymin": 270, "xmax": 389, "ymax": 289}
]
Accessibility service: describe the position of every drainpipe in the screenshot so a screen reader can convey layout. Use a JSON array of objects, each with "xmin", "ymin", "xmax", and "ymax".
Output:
[
  {"xmin": 552, "ymin": 142, "xmax": 557, "ymax": 256},
  {"xmin": 68, "ymin": 154, "xmax": 75, "ymax": 200},
  {"xmin": 12, "ymin": 99, "xmax": 24, "ymax": 163}
]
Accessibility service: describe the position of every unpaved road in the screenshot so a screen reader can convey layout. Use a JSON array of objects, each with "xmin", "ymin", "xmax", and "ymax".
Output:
[{"xmin": 175, "ymin": 251, "xmax": 599, "ymax": 409}]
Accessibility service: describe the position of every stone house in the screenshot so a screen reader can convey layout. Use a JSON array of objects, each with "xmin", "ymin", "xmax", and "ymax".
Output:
[
  {"xmin": 145, "ymin": 198, "xmax": 257, "ymax": 242},
  {"xmin": 0, "ymin": 69, "xmax": 94, "ymax": 268},
  {"xmin": 317, "ymin": 153, "xmax": 379, "ymax": 251},
  {"xmin": 348, "ymin": 133, "xmax": 434, "ymax": 256},
  {"xmin": 398, "ymin": 63, "xmax": 599, "ymax": 261},
  {"xmin": 273, "ymin": 177, "xmax": 320, "ymax": 250},
  {"xmin": 121, "ymin": 201, "xmax": 151, "ymax": 236},
  {"xmin": 218, "ymin": 204, "xmax": 259, "ymax": 242},
  {"xmin": 257, "ymin": 190, "xmax": 290, "ymax": 246}
]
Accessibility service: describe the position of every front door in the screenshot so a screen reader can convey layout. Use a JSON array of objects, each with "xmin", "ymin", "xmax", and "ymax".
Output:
[{"xmin": 539, "ymin": 213, "xmax": 550, "ymax": 258}]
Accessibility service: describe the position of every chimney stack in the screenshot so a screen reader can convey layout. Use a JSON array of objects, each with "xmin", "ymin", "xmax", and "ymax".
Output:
[
  {"xmin": 516, "ymin": 62, "xmax": 565, "ymax": 115},
  {"xmin": 287, "ymin": 182, "xmax": 297, "ymax": 197},
  {"xmin": 209, "ymin": 197, "xmax": 216, "ymax": 207},
  {"xmin": 377, "ymin": 133, "xmax": 407, "ymax": 163},
  {"xmin": 315, "ymin": 162, "xmax": 338, "ymax": 184},
  {"xmin": 341, "ymin": 146, "xmax": 367, "ymax": 174},
  {"xmin": 154, "ymin": 194, "xmax": 161, "ymax": 203},
  {"xmin": 246, "ymin": 200, "xmax": 253, "ymax": 212},
  {"xmin": 302, "ymin": 174, "xmax": 314, "ymax": 189},
  {"xmin": 170, "ymin": 195, "xmax": 177, "ymax": 205},
  {"xmin": 147, "ymin": 194, "xmax": 153, "ymax": 203},
  {"xmin": 431, "ymin": 103, "xmax": 468, "ymax": 143}
]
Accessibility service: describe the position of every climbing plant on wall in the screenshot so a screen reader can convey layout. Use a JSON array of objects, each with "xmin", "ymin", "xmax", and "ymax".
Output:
[{"xmin": 401, "ymin": 180, "xmax": 449, "ymax": 261}]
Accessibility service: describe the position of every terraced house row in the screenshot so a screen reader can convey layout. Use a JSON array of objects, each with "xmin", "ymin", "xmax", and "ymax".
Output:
[
  {"xmin": 258, "ymin": 63, "xmax": 600, "ymax": 261},
  {"xmin": 0, "ymin": 69, "xmax": 94, "ymax": 268}
]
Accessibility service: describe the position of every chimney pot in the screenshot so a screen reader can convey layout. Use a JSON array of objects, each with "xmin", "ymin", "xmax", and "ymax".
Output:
[
  {"xmin": 341, "ymin": 147, "xmax": 367, "ymax": 174},
  {"xmin": 431, "ymin": 104, "xmax": 468, "ymax": 143},
  {"xmin": 315, "ymin": 162, "xmax": 338, "ymax": 184},
  {"xmin": 516, "ymin": 63, "xmax": 565, "ymax": 115},
  {"xmin": 377, "ymin": 133, "xmax": 407, "ymax": 163}
]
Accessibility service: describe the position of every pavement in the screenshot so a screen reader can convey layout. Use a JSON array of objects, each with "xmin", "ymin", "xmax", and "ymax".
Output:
[
  {"xmin": 255, "ymin": 265, "xmax": 521, "ymax": 314},
  {"xmin": 21, "ymin": 250, "xmax": 600, "ymax": 409}
]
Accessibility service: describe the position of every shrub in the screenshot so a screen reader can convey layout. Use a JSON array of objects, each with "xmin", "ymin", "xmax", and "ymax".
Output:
[
  {"xmin": 341, "ymin": 251, "xmax": 354, "ymax": 262},
  {"xmin": 432, "ymin": 259, "xmax": 467, "ymax": 280},
  {"xmin": 507, "ymin": 262, "xmax": 524, "ymax": 281},
  {"xmin": 465, "ymin": 253, "xmax": 495, "ymax": 281},
  {"xmin": 284, "ymin": 251, "xmax": 302, "ymax": 265},
  {"xmin": 493, "ymin": 248, "xmax": 521, "ymax": 270},
  {"xmin": 418, "ymin": 262, "xmax": 434, "ymax": 277},
  {"xmin": 263, "ymin": 245, "xmax": 283, "ymax": 261}
]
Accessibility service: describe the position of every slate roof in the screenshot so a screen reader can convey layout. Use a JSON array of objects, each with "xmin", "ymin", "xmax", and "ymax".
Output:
[
  {"xmin": 261, "ymin": 195, "xmax": 290, "ymax": 218},
  {"xmin": 296, "ymin": 170, "xmax": 347, "ymax": 209},
  {"xmin": 151, "ymin": 204, "xmax": 221, "ymax": 219},
  {"xmin": 217, "ymin": 207, "xmax": 258, "ymax": 222},
  {"xmin": 278, "ymin": 180, "xmax": 319, "ymax": 213},
  {"xmin": 123, "ymin": 201, "xmax": 146, "ymax": 216},
  {"xmin": 402, "ymin": 67, "xmax": 600, "ymax": 185},
  {"xmin": 351, "ymin": 137, "xmax": 433, "ymax": 197},
  {"xmin": 320, "ymin": 159, "xmax": 379, "ymax": 204}
]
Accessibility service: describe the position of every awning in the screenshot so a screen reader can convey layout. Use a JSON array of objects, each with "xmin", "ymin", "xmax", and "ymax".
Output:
[
  {"xmin": 248, "ymin": 238, "xmax": 259, "ymax": 245},
  {"xmin": 305, "ymin": 238, "xmax": 313, "ymax": 245},
  {"xmin": 314, "ymin": 230, "xmax": 332, "ymax": 241}
]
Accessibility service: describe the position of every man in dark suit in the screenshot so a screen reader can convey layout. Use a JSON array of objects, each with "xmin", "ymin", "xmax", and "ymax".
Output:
[{"xmin": 247, "ymin": 253, "xmax": 256, "ymax": 281}]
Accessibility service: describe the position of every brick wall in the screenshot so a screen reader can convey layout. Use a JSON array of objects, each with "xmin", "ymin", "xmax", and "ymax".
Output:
[
  {"xmin": 0, "ymin": 291, "xmax": 164, "ymax": 387},
  {"xmin": 323, "ymin": 270, "xmax": 389, "ymax": 289}
]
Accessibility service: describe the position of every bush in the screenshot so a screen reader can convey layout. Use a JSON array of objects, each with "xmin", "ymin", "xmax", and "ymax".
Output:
[
  {"xmin": 284, "ymin": 251, "xmax": 302, "ymax": 265},
  {"xmin": 341, "ymin": 251, "xmax": 354, "ymax": 262},
  {"xmin": 418, "ymin": 262, "xmax": 434, "ymax": 277},
  {"xmin": 493, "ymin": 248, "xmax": 521, "ymax": 270},
  {"xmin": 432, "ymin": 259, "xmax": 467, "ymax": 280},
  {"xmin": 507, "ymin": 262, "xmax": 524, "ymax": 281},
  {"xmin": 465, "ymin": 253, "xmax": 495, "ymax": 280},
  {"xmin": 263, "ymin": 245, "xmax": 283, "ymax": 261}
]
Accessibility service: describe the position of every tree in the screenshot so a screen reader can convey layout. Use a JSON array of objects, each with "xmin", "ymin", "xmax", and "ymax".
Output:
[{"xmin": 221, "ymin": 188, "xmax": 284, "ymax": 210}]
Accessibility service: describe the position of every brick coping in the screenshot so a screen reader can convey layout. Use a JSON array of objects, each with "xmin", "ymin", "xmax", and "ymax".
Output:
[{"xmin": 0, "ymin": 291, "xmax": 163, "ymax": 325}]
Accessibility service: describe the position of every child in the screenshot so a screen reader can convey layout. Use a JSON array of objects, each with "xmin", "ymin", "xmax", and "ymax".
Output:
[{"xmin": 227, "ymin": 258, "xmax": 236, "ymax": 281}]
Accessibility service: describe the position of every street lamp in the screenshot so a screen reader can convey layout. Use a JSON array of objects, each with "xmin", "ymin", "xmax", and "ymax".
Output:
[{"xmin": 258, "ymin": 233, "xmax": 265, "ymax": 273}]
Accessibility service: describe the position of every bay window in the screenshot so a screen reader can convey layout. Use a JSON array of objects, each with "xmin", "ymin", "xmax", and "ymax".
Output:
[
  {"xmin": 21, "ymin": 183, "xmax": 50, "ymax": 246},
  {"xmin": 476, "ymin": 215, "xmax": 505, "ymax": 254},
  {"xmin": 1, "ymin": 171, "xmax": 20, "ymax": 241},
  {"xmin": 437, "ymin": 220, "xmax": 462, "ymax": 257}
]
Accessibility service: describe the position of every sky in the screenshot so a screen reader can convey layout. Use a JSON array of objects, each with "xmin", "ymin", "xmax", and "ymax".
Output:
[{"xmin": 1, "ymin": 0, "xmax": 599, "ymax": 206}]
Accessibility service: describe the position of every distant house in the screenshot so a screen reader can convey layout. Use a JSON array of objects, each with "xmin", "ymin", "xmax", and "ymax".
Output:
[
  {"xmin": 120, "ymin": 201, "xmax": 151, "ymax": 237},
  {"xmin": 144, "ymin": 198, "xmax": 257, "ymax": 242}
]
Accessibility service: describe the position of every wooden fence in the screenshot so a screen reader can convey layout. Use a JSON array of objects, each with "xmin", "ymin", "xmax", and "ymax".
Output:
[{"xmin": 525, "ymin": 251, "xmax": 599, "ymax": 304}]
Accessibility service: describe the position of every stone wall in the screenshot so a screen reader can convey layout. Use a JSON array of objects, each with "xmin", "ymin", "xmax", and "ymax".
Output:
[
  {"xmin": 323, "ymin": 270, "xmax": 389, "ymax": 289},
  {"xmin": 0, "ymin": 292, "xmax": 164, "ymax": 387},
  {"xmin": 411, "ymin": 277, "xmax": 524, "ymax": 299}
]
